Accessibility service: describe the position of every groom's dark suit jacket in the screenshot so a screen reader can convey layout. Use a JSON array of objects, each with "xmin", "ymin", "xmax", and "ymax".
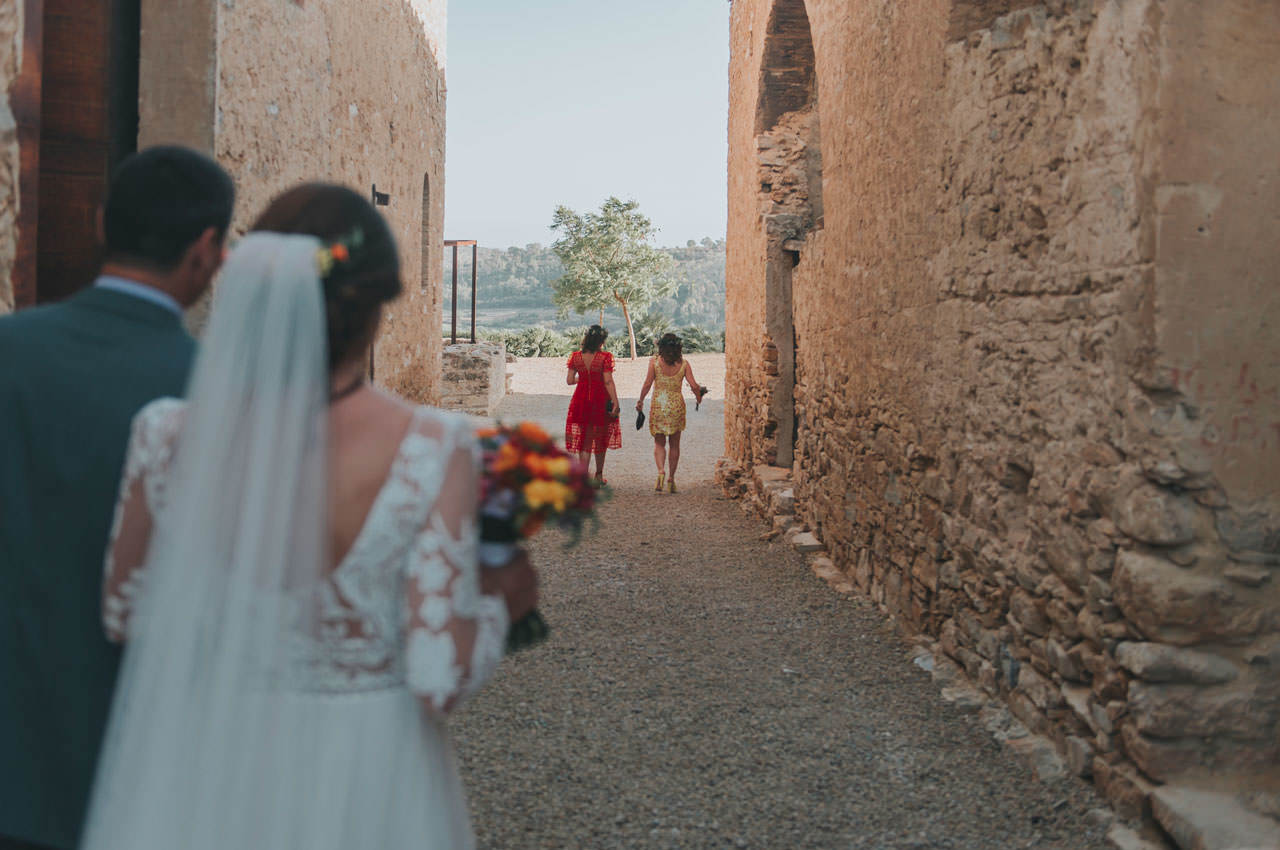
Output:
[{"xmin": 0, "ymin": 287, "xmax": 195, "ymax": 849}]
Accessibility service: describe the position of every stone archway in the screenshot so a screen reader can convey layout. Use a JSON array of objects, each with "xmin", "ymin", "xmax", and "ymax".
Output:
[{"xmin": 755, "ymin": 0, "xmax": 821, "ymax": 469}]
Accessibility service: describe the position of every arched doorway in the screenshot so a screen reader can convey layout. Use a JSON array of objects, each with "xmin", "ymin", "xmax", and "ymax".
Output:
[
  {"xmin": 13, "ymin": 0, "xmax": 141, "ymax": 307},
  {"xmin": 755, "ymin": 0, "xmax": 821, "ymax": 469}
]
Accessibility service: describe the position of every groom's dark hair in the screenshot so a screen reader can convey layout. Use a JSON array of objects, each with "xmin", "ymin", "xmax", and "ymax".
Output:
[{"xmin": 103, "ymin": 146, "xmax": 235, "ymax": 270}]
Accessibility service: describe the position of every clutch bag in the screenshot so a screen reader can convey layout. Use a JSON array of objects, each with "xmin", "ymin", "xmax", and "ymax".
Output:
[{"xmin": 635, "ymin": 409, "xmax": 646, "ymax": 430}]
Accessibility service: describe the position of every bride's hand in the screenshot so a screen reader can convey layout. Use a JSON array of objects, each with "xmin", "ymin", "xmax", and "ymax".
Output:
[{"xmin": 479, "ymin": 549, "xmax": 539, "ymax": 623}]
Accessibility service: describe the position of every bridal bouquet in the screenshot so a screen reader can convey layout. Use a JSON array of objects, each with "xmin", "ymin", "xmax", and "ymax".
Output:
[{"xmin": 476, "ymin": 422, "xmax": 604, "ymax": 652}]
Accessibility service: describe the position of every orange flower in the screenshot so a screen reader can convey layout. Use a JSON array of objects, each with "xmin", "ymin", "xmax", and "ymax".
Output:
[
  {"xmin": 491, "ymin": 441, "xmax": 522, "ymax": 474},
  {"xmin": 524, "ymin": 454, "xmax": 551, "ymax": 478},
  {"xmin": 330, "ymin": 243, "xmax": 350, "ymax": 263},
  {"xmin": 516, "ymin": 421, "xmax": 551, "ymax": 446},
  {"xmin": 476, "ymin": 427, "xmax": 499, "ymax": 440}
]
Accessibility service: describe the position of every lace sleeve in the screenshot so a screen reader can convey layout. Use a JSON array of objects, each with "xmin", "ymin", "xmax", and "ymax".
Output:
[
  {"xmin": 103, "ymin": 399, "xmax": 184, "ymax": 643},
  {"xmin": 602, "ymin": 351, "xmax": 614, "ymax": 372},
  {"xmin": 404, "ymin": 414, "xmax": 509, "ymax": 717}
]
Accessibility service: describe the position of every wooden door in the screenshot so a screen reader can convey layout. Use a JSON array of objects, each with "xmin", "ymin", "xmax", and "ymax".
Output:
[{"xmin": 14, "ymin": 0, "xmax": 139, "ymax": 307}]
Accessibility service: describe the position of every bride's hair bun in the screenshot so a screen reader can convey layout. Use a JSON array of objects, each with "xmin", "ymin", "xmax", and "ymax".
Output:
[{"xmin": 250, "ymin": 183, "xmax": 402, "ymax": 371}]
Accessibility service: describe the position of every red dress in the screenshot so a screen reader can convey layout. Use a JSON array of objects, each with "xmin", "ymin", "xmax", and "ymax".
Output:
[{"xmin": 565, "ymin": 350, "xmax": 622, "ymax": 454}]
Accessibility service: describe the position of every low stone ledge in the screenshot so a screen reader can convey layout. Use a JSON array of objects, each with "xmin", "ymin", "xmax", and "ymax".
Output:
[{"xmin": 440, "ymin": 342, "xmax": 508, "ymax": 416}]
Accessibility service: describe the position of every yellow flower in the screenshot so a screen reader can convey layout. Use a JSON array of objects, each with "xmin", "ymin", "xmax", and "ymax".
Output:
[
  {"xmin": 545, "ymin": 457, "xmax": 572, "ymax": 479},
  {"xmin": 524, "ymin": 479, "xmax": 574, "ymax": 513}
]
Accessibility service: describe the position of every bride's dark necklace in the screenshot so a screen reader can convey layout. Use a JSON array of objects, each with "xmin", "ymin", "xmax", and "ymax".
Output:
[{"xmin": 329, "ymin": 374, "xmax": 366, "ymax": 404}]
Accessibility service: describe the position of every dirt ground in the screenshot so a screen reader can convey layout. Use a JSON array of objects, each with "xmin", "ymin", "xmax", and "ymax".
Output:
[{"xmin": 453, "ymin": 354, "xmax": 1111, "ymax": 850}]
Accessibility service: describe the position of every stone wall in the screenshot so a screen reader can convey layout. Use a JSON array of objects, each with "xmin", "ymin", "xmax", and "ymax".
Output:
[
  {"xmin": 440, "ymin": 342, "xmax": 509, "ymax": 417},
  {"xmin": 0, "ymin": 0, "xmax": 20, "ymax": 315},
  {"xmin": 212, "ymin": 0, "xmax": 446, "ymax": 403},
  {"xmin": 726, "ymin": 0, "xmax": 1280, "ymax": 833}
]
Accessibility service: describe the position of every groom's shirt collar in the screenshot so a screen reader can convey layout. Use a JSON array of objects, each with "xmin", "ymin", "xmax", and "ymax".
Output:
[{"xmin": 94, "ymin": 275, "xmax": 184, "ymax": 317}]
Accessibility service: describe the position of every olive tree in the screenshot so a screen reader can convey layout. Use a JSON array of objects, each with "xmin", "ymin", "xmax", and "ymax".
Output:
[{"xmin": 549, "ymin": 197, "xmax": 676, "ymax": 359}]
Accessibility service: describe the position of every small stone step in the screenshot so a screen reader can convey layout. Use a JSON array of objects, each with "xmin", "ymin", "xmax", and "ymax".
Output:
[
  {"xmin": 1107, "ymin": 823, "xmax": 1173, "ymax": 850},
  {"xmin": 1151, "ymin": 786, "xmax": 1280, "ymax": 850},
  {"xmin": 790, "ymin": 531, "xmax": 824, "ymax": 553}
]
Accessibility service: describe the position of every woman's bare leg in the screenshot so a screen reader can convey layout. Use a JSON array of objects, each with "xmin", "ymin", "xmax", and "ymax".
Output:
[
  {"xmin": 594, "ymin": 449, "xmax": 607, "ymax": 479},
  {"xmin": 653, "ymin": 434, "xmax": 667, "ymax": 473},
  {"xmin": 668, "ymin": 432, "xmax": 682, "ymax": 481}
]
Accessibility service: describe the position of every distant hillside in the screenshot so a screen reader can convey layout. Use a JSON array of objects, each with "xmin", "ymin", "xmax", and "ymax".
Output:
[{"xmin": 442, "ymin": 238, "xmax": 725, "ymax": 333}]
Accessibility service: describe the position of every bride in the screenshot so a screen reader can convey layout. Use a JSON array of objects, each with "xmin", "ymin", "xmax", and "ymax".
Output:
[{"xmin": 82, "ymin": 184, "xmax": 537, "ymax": 849}]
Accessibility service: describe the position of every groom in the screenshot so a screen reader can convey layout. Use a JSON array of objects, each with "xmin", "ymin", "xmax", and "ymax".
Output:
[{"xmin": 0, "ymin": 147, "xmax": 235, "ymax": 850}]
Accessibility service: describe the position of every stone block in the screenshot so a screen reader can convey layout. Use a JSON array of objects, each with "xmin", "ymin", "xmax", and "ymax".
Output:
[
  {"xmin": 1094, "ymin": 757, "xmax": 1156, "ymax": 822},
  {"xmin": 1006, "ymin": 733, "xmax": 1067, "ymax": 783},
  {"xmin": 1063, "ymin": 684, "xmax": 1097, "ymax": 730},
  {"xmin": 1112, "ymin": 483, "xmax": 1197, "ymax": 546},
  {"xmin": 1152, "ymin": 786, "xmax": 1280, "ymax": 850},
  {"xmin": 1105, "ymin": 823, "xmax": 1172, "ymax": 850},
  {"xmin": 1115, "ymin": 642, "xmax": 1238, "ymax": 685},
  {"xmin": 1047, "ymin": 638, "xmax": 1086, "ymax": 681},
  {"xmin": 1128, "ymin": 681, "xmax": 1277, "ymax": 739},
  {"xmin": 1010, "ymin": 588, "xmax": 1051, "ymax": 636},
  {"xmin": 1017, "ymin": 666, "xmax": 1064, "ymax": 711},
  {"xmin": 1113, "ymin": 551, "xmax": 1269, "ymax": 645},
  {"xmin": 1066, "ymin": 735, "xmax": 1094, "ymax": 778},
  {"xmin": 772, "ymin": 487, "xmax": 795, "ymax": 513},
  {"xmin": 791, "ymin": 531, "xmax": 824, "ymax": 553},
  {"xmin": 941, "ymin": 683, "xmax": 987, "ymax": 713}
]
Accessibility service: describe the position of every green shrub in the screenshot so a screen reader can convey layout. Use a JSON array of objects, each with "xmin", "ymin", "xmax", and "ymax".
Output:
[
  {"xmin": 677, "ymin": 325, "xmax": 723, "ymax": 353},
  {"xmin": 493, "ymin": 327, "xmax": 573, "ymax": 358}
]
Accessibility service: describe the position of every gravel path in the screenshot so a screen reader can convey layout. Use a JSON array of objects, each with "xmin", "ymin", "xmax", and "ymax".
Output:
[{"xmin": 454, "ymin": 356, "xmax": 1110, "ymax": 849}]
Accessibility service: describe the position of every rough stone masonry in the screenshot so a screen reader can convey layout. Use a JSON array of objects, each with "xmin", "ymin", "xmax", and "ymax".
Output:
[{"xmin": 723, "ymin": 0, "xmax": 1280, "ymax": 841}]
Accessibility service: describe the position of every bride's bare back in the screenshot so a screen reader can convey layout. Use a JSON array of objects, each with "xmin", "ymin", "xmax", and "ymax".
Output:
[{"xmin": 326, "ymin": 388, "xmax": 418, "ymax": 568}]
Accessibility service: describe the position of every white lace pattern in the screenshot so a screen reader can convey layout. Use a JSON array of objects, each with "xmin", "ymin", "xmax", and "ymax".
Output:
[{"xmin": 103, "ymin": 399, "xmax": 508, "ymax": 715}]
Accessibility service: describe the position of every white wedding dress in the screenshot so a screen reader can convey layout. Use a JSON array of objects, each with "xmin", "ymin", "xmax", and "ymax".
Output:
[{"xmin": 81, "ymin": 234, "xmax": 509, "ymax": 850}]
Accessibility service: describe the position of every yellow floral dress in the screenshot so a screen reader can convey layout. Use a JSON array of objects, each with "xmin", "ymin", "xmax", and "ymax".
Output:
[{"xmin": 649, "ymin": 358, "xmax": 687, "ymax": 436}]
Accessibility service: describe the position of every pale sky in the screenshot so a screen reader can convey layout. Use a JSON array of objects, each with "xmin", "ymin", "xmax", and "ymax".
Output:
[{"xmin": 443, "ymin": 1, "xmax": 730, "ymax": 250}]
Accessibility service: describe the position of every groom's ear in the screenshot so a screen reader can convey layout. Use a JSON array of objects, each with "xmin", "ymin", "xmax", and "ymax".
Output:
[{"xmin": 175, "ymin": 227, "xmax": 225, "ymax": 304}]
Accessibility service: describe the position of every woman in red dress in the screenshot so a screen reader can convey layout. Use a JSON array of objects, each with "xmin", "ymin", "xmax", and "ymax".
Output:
[{"xmin": 565, "ymin": 325, "xmax": 622, "ymax": 483}]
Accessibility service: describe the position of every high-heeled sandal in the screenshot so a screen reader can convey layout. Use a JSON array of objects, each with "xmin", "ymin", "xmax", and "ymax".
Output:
[
  {"xmin": 668, "ymin": 479, "xmax": 678, "ymax": 494},
  {"xmin": 655, "ymin": 473, "xmax": 665, "ymax": 492}
]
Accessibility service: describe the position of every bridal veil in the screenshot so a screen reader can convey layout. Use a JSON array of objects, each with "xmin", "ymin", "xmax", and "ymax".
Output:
[{"xmin": 82, "ymin": 233, "xmax": 335, "ymax": 848}]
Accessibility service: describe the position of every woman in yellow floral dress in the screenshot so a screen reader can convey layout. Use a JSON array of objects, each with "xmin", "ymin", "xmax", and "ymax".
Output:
[{"xmin": 635, "ymin": 333, "xmax": 705, "ymax": 493}]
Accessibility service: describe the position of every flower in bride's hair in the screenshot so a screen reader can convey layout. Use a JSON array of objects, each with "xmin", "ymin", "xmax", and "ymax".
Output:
[{"xmin": 315, "ymin": 247, "xmax": 335, "ymax": 278}]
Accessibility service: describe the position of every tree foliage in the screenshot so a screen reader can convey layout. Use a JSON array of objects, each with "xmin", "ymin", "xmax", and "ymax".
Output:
[
  {"xmin": 550, "ymin": 198, "xmax": 676, "ymax": 359},
  {"xmin": 442, "ymin": 239, "xmax": 725, "ymax": 331}
]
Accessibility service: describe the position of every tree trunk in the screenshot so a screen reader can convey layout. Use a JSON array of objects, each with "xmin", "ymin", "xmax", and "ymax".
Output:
[
  {"xmin": 619, "ymin": 297, "xmax": 637, "ymax": 360},
  {"xmin": 598, "ymin": 307, "xmax": 604, "ymax": 325}
]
